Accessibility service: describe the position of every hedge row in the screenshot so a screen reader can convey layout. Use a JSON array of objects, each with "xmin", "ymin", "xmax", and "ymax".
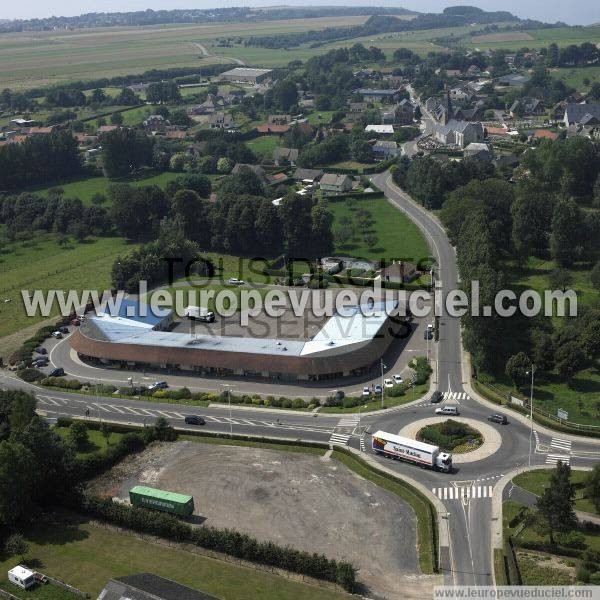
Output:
[{"xmin": 72, "ymin": 493, "xmax": 355, "ymax": 591}]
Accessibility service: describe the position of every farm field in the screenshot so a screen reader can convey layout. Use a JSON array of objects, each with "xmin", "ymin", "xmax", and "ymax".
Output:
[
  {"xmin": 0, "ymin": 16, "xmax": 369, "ymax": 90},
  {"xmin": 246, "ymin": 134, "xmax": 280, "ymax": 158},
  {"xmin": 0, "ymin": 234, "xmax": 135, "ymax": 341},
  {"xmin": 0, "ymin": 516, "xmax": 349, "ymax": 600},
  {"xmin": 551, "ymin": 66, "xmax": 600, "ymax": 92},
  {"xmin": 328, "ymin": 194, "xmax": 430, "ymax": 263}
]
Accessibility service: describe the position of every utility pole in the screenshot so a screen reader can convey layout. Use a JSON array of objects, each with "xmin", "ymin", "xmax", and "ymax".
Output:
[
  {"xmin": 222, "ymin": 384, "xmax": 233, "ymax": 438},
  {"xmin": 380, "ymin": 359, "xmax": 386, "ymax": 408},
  {"xmin": 527, "ymin": 365, "xmax": 536, "ymax": 467}
]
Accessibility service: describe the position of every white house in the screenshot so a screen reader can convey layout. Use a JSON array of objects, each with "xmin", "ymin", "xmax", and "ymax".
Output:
[
  {"xmin": 319, "ymin": 173, "xmax": 353, "ymax": 194},
  {"xmin": 365, "ymin": 124, "xmax": 394, "ymax": 135}
]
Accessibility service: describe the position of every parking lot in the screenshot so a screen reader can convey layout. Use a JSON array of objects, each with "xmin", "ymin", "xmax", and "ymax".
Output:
[{"xmin": 88, "ymin": 440, "xmax": 436, "ymax": 598}]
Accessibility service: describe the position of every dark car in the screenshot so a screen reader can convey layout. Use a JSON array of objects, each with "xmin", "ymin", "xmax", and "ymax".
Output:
[
  {"xmin": 59, "ymin": 326, "xmax": 69, "ymax": 334},
  {"xmin": 488, "ymin": 414, "xmax": 508, "ymax": 424},
  {"xmin": 333, "ymin": 390, "xmax": 345, "ymax": 401},
  {"xmin": 424, "ymin": 329, "xmax": 433, "ymax": 340},
  {"xmin": 430, "ymin": 390, "xmax": 443, "ymax": 403},
  {"xmin": 34, "ymin": 346, "xmax": 47, "ymax": 355},
  {"xmin": 32, "ymin": 357, "xmax": 49, "ymax": 367},
  {"xmin": 184, "ymin": 415, "xmax": 206, "ymax": 426},
  {"xmin": 49, "ymin": 367, "xmax": 64, "ymax": 377}
]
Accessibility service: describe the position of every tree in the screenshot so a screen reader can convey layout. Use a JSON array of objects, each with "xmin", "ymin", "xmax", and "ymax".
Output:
[
  {"xmin": 100, "ymin": 422, "xmax": 111, "ymax": 446},
  {"xmin": 585, "ymin": 464, "xmax": 600, "ymax": 514},
  {"xmin": 550, "ymin": 198, "xmax": 582, "ymax": 267},
  {"xmin": 216, "ymin": 157, "xmax": 233, "ymax": 174},
  {"xmin": 101, "ymin": 128, "xmax": 154, "ymax": 178},
  {"xmin": 536, "ymin": 461, "xmax": 576, "ymax": 546},
  {"xmin": 554, "ymin": 341, "xmax": 585, "ymax": 383},
  {"xmin": 68, "ymin": 421, "xmax": 89, "ymax": 449},
  {"xmin": 4, "ymin": 533, "xmax": 29, "ymax": 561},
  {"xmin": 310, "ymin": 200, "xmax": 334, "ymax": 258},
  {"xmin": 505, "ymin": 352, "xmax": 531, "ymax": 388},
  {"xmin": 153, "ymin": 416, "xmax": 177, "ymax": 441},
  {"xmin": 531, "ymin": 329, "xmax": 554, "ymax": 373},
  {"xmin": 110, "ymin": 112, "xmax": 124, "ymax": 125},
  {"xmin": 549, "ymin": 268, "xmax": 573, "ymax": 293},
  {"xmin": 0, "ymin": 441, "xmax": 35, "ymax": 528},
  {"xmin": 271, "ymin": 79, "xmax": 298, "ymax": 112}
]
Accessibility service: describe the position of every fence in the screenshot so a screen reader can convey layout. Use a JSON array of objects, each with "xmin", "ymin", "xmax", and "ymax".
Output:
[{"xmin": 37, "ymin": 574, "xmax": 88, "ymax": 599}]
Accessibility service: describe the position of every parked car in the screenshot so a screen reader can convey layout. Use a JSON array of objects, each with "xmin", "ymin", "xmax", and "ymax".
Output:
[
  {"xmin": 424, "ymin": 329, "xmax": 433, "ymax": 340},
  {"xmin": 49, "ymin": 367, "xmax": 64, "ymax": 377},
  {"xmin": 58, "ymin": 326, "xmax": 69, "ymax": 334},
  {"xmin": 430, "ymin": 390, "xmax": 443, "ymax": 403},
  {"xmin": 393, "ymin": 374, "xmax": 403, "ymax": 384},
  {"xmin": 435, "ymin": 406, "xmax": 459, "ymax": 415},
  {"xmin": 374, "ymin": 384, "xmax": 383, "ymax": 395},
  {"xmin": 383, "ymin": 378, "xmax": 394, "ymax": 388},
  {"xmin": 362, "ymin": 387, "xmax": 370, "ymax": 398},
  {"xmin": 148, "ymin": 381, "xmax": 169, "ymax": 391},
  {"xmin": 227, "ymin": 278, "xmax": 245, "ymax": 286},
  {"xmin": 51, "ymin": 331, "xmax": 63, "ymax": 339},
  {"xmin": 333, "ymin": 390, "xmax": 345, "ymax": 401},
  {"xmin": 184, "ymin": 415, "xmax": 206, "ymax": 426},
  {"xmin": 32, "ymin": 358, "xmax": 49, "ymax": 367},
  {"xmin": 34, "ymin": 346, "xmax": 47, "ymax": 355},
  {"xmin": 488, "ymin": 414, "xmax": 508, "ymax": 424}
]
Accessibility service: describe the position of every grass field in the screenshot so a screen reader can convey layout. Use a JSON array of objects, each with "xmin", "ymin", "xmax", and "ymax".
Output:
[
  {"xmin": 55, "ymin": 427, "xmax": 125, "ymax": 456},
  {"xmin": 551, "ymin": 66, "xmax": 600, "ymax": 92},
  {"xmin": 246, "ymin": 134, "xmax": 280, "ymax": 158},
  {"xmin": 513, "ymin": 469, "xmax": 597, "ymax": 514},
  {"xmin": 0, "ymin": 234, "xmax": 135, "ymax": 340},
  {"xmin": 0, "ymin": 581, "xmax": 79, "ymax": 600},
  {"xmin": 27, "ymin": 171, "xmax": 183, "ymax": 205},
  {"xmin": 0, "ymin": 16, "xmax": 369, "ymax": 90},
  {"xmin": 328, "ymin": 194, "xmax": 430, "ymax": 263},
  {"xmin": 0, "ymin": 517, "xmax": 350, "ymax": 600}
]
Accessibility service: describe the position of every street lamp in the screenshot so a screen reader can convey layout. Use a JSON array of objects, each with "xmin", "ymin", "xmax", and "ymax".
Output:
[
  {"xmin": 222, "ymin": 384, "xmax": 233, "ymax": 438},
  {"xmin": 380, "ymin": 359, "xmax": 387, "ymax": 408},
  {"xmin": 526, "ymin": 365, "xmax": 536, "ymax": 467}
]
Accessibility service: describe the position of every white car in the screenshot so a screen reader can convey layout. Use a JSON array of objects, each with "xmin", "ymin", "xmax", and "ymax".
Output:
[
  {"xmin": 227, "ymin": 278, "xmax": 245, "ymax": 286},
  {"xmin": 362, "ymin": 387, "xmax": 371, "ymax": 397},
  {"xmin": 435, "ymin": 406, "xmax": 459, "ymax": 416},
  {"xmin": 384, "ymin": 378, "xmax": 394, "ymax": 388},
  {"xmin": 426, "ymin": 323, "xmax": 434, "ymax": 331},
  {"xmin": 393, "ymin": 374, "xmax": 403, "ymax": 384}
]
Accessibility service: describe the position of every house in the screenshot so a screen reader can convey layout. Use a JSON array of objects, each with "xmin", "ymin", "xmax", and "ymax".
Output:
[
  {"xmin": 166, "ymin": 129, "xmax": 187, "ymax": 140},
  {"xmin": 273, "ymin": 147, "xmax": 299, "ymax": 166},
  {"xmin": 373, "ymin": 140, "xmax": 399, "ymax": 158},
  {"xmin": 9, "ymin": 118, "xmax": 37, "ymax": 129},
  {"xmin": 382, "ymin": 99, "xmax": 413, "ymax": 125},
  {"xmin": 97, "ymin": 125, "xmax": 119, "ymax": 135},
  {"xmin": 346, "ymin": 101, "xmax": 368, "ymax": 122},
  {"xmin": 563, "ymin": 103, "xmax": 600, "ymax": 127},
  {"xmin": 319, "ymin": 173, "xmax": 353, "ymax": 194},
  {"xmin": 208, "ymin": 112, "xmax": 233, "ymax": 129},
  {"xmin": 188, "ymin": 94, "xmax": 225, "ymax": 115},
  {"xmin": 26, "ymin": 126, "xmax": 55, "ymax": 135},
  {"xmin": 218, "ymin": 67, "xmax": 272, "ymax": 84},
  {"xmin": 357, "ymin": 88, "xmax": 400, "ymax": 102},
  {"xmin": 509, "ymin": 98, "xmax": 544, "ymax": 118},
  {"xmin": 531, "ymin": 129, "xmax": 558, "ymax": 142},
  {"xmin": 467, "ymin": 64, "xmax": 482, "ymax": 77},
  {"xmin": 365, "ymin": 124, "xmax": 394, "ymax": 135},
  {"xmin": 293, "ymin": 168, "xmax": 323, "ymax": 183},
  {"xmin": 425, "ymin": 97, "xmax": 438, "ymax": 113},
  {"xmin": 144, "ymin": 114, "xmax": 170, "ymax": 132},
  {"xmin": 464, "ymin": 142, "xmax": 494, "ymax": 162},
  {"xmin": 378, "ymin": 260, "xmax": 418, "ymax": 284},
  {"xmin": 449, "ymin": 84, "xmax": 474, "ymax": 103},
  {"xmin": 433, "ymin": 119, "xmax": 485, "ymax": 148},
  {"xmin": 128, "ymin": 82, "xmax": 151, "ymax": 94},
  {"xmin": 496, "ymin": 74, "xmax": 530, "ymax": 88},
  {"xmin": 98, "ymin": 573, "xmax": 220, "ymax": 600},
  {"xmin": 231, "ymin": 163, "xmax": 266, "ymax": 180}
]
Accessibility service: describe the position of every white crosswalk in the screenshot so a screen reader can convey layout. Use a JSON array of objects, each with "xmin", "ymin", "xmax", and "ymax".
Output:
[
  {"xmin": 546, "ymin": 454, "xmax": 570, "ymax": 465},
  {"xmin": 337, "ymin": 416, "xmax": 361, "ymax": 428},
  {"xmin": 329, "ymin": 433, "xmax": 350, "ymax": 446},
  {"xmin": 432, "ymin": 485, "xmax": 493, "ymax": 501},
  {"xmin": 360, "ymin": 435, "xmax": 366, "ymax": 452},
  {"xmin": 550, "ymin": 437, "xmax": 572, "ymax": 452},
  {"xmin": 443, "ymin": 392, "xmax": 470, "ymax": 402}
]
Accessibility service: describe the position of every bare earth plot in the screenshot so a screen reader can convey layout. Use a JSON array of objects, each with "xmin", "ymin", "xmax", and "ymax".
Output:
[
  {"xmin": 471, "ymin": 32, "xmax": 534, "ymax": 43},
  {"xmin": 89, "ymin": 441, "xmax": 436, "ymax": 599}
]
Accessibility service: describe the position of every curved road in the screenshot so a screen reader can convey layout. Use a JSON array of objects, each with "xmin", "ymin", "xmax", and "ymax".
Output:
[{"xmin": 2, "ymin": 171, "xmax": 600, "ymax": 593}]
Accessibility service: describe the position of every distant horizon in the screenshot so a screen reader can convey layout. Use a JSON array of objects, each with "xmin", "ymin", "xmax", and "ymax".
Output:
[{"xmin": 1, "ymin": 1, "xmax": 599, "ymax": 26}]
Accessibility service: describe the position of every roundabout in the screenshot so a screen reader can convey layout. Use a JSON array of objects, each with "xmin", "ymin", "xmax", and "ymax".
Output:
[{"xmin": 398, "ymin": 416, "xmax": 502, "ymax": 464}]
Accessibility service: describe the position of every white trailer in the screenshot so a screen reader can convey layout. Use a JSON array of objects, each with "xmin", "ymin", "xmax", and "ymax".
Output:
[
  {"xmin": 8, "ymin": 566, "xmax": 35, "ymax": 589},
  {"xmin": 371, "ymin": 430, "xmax": 452, "ymax": 472},
  {"xmin": 184, "ymin": 306, "xmax": 215, "ymax": 322}
]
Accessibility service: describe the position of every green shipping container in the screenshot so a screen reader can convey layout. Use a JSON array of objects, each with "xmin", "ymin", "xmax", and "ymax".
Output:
[{"xmin": 129, "ymin": 485, "xmax": 194, "ymax": 516}]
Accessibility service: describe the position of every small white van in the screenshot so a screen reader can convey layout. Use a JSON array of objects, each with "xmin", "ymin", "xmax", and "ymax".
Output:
[{"xmin": 435, "ymin": 406, "xmax": 459, "ymax": 416}]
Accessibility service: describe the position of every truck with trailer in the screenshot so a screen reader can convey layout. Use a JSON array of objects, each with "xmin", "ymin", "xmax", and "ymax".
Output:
[
  {"xmin": 129, "ymin": 486, "xmax": 195, "ymax": 516},
  {"xmin": 371, "ymin": 430, "xmax": 453, "ymax": 472},
  {"xmin": 184, "ymin": 305, "xmax": 215, "ymax": 323}
]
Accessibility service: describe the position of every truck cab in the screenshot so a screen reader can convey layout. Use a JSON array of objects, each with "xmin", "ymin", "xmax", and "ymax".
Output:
[{"xmin": 435, "ymin": 453, "xmax": 453, "ymax": 472}]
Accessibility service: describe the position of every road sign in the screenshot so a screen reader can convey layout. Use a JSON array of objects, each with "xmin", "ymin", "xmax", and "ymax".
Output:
[
  {"xmin": 557, "ymin": 409, "xmax": 568, "ymax": 421},
  {"xmin": 510, "ymin": 395, "xmax": 524, "ymax": 407}
]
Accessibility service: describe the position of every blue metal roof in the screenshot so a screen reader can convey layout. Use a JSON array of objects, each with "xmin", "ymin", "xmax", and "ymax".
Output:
[{"xmin": 104, "ymin": 298, "xmax": 171, "ymax": 328}]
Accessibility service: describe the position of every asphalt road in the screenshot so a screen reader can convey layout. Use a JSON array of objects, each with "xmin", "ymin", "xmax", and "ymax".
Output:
[{"xmin": 2, "ymin": 166, "xmax": 600, "ymax": 591}]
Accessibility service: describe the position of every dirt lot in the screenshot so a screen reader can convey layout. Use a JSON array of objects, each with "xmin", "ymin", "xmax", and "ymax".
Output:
[{"xmin": 89, "ymin": 441, "xmax": 436, "ymax": 599}]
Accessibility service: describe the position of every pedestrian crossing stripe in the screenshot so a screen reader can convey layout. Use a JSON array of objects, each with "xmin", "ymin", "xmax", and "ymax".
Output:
[
  {"xmin": 442, "ymin": 392, "xmax": 470, "ymax": 401},
  {"xmin": 550, "ymin": 438, "xmax": 572, "ymax": 451},
  {"xmin": 432, "ymin": 485, "xmax": 493, "ymax": 500},
  {"xmin": 360, "ymin": 436, "xmax": 366, "ymax": 452},
  {"xmin": 546, "ymin": 454, "xmax": 570, "ymax": 465},
  {"xmin": 329, "ymin": 433, "xmax": 350, "ymax": 446},
  {"xmin": 338, "ymin": 416, "xmax": 360, "ymax": 427}
]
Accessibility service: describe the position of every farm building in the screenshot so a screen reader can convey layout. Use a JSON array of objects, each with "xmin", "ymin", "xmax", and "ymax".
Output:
[{"xmin": 218, "ymin": 67, "xmax": 272, "ymax": 84}]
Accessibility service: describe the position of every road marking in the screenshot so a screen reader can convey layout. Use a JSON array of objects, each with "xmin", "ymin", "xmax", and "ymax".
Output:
[
  {"xmin": 92, "ymin": 403, "xmax": 112, "ymax": 413},
  {"xmin": 337, "ymin": 416, "xmax": 361, "ymax": 427},
  {"xmin": 442, "ymin": 391, "xmax": 469, "ymax": 403},
  {"xmin": 329, "ymin": 433, "xmax": 350, "ymax": 446},
  {"xmin": 432, "ymin": 485, "xmax": 493, "ymax": 501},
  {"xmin": 107, "ymin": 405, "xmax": 127, "ymax": 414},
  {"xmin": 550, "ymin": 437, "xmax": 572, "ymax": 452},
  {"xmin": 546, "ymin": 454, "xmax": 570, "ymax": 465},
  {"xmin": 360, "ymin": 435, "xmax": 366, "ymax": 452}
]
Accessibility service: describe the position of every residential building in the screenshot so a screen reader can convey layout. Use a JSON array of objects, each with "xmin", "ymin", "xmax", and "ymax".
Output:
[
  {"xmin": 98, "ymin": 573, "xmax": 220, "ymax": 600},
  {"xmin": 464, "ymin": 142, "xmax": 494, "ymax": 162},
  {"xmin": 218, "ymin": 67, "xmax": 272, "ymax": 84},
  {"xmin": 382, "ymin": 99, "xmax": 413, "ymax": 125},
  {"xmin": 144, "ymin": 114, "xmax": 169, "ymax": 132},
  {"xmin": 208, "ymin": 112, "xmax": 233, "ymax": 129},
  {"xmin": 320, "ymin": 173, "xmax": 353, "ymax": 194},
  {"xmin": 268, "ymin": 114, "xmax": 291, "ymax": 126},
  {"xmin": 496, "ymin": 74, "xmax": 530, "ymax": 88},
  {"xmin": 346, "ymin": 101, "xmax": 368, "ymax": 123},
  {"xmin": 509, "ymin": 97, "xmax": 544, "ymax": 118},
  {"xmin": 378, "ymin": 261, "xmax": 418, "ymax": 284},
  {"xmin": 365, "ymin": 124, "xmax": 394, "ymax": 135},
  {"xmin": 357, "ymin": 88, "xmax": 400, "ymax": 102},
  {"xmin": 293, "ymin": 168, "xmax": 323, "ymax": 183},
  {"xmin": 449, "ymin": 84, "xmax": 474, "ymax": 103},
  {"xmin": 273, "ymin": 147, "xmax": 299, "ymax": 166},
  {"xmin": 563, "ymin": 103, "xmax": 600, "ymax": 127},
  {"xmin": 432, "ymin": 119, "xmax": 485, "ymax": 148},
  {"xmin": 372, "ymin": 140, "xmax": 399, "ymax": 158}
]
